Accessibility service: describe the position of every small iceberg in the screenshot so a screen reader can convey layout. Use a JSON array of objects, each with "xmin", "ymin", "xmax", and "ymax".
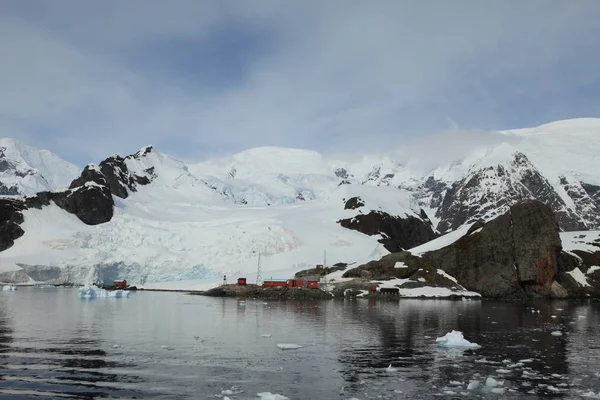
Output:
[
  {"xmin": 2, "ymin": 285, "xmax": 17, "ymax": 291},
  {"xmin": 436, "ymin": 330, "xmax": 481, "ymax": 348},
  {"xmin": 551, "ymin": 331, "xmax": 563, "ymax": 337},
  {"xmin": 276, "ymin": 343, "xmax": 303, "ymax": 350},
  {"xmin": 78, "ymin": 284, "xmax": 131, "ymax": 299},
  {"xmin": 261, "ymin": 334, "xmax": 272, "ymax": 338},
  {"xmin": 257, "ymin": 393, "xmax": 290, "ymax": 400},
  {"xmin": 386, "ymin": 364, "xmax": 398, "ymax": 372}
]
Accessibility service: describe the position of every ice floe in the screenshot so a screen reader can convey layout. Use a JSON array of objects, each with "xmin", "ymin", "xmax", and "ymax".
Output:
[
  {"xmin": 435, "ymin": 331, "xmax": 481, "ymax": 349},
  {"xmin": 276, "ymin": 343, "xmax": 303, "ymax": 350}
]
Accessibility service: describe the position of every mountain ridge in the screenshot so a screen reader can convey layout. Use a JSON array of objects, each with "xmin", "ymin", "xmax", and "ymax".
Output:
[{"xmin": 1, "ymin": 118, "xmax": 600, "ymax": 289}]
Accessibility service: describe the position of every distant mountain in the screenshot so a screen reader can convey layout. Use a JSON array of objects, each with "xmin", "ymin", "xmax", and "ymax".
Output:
[
  {"xmin": 1, "ymin": 118, "xmax": 600, "ymax": 290},
  {"xmin": 0, "ymin": 138, "xmax": 80, "ymax": 195}
]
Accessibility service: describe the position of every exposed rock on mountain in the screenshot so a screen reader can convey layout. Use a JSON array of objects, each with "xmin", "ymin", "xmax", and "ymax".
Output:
[
  {"xmin": 342, "ymin": 252, "xmax": 425, "ymax": 280},
  {"xmin": 341, "ymin": 251, "xmax": 472, "ymax": 295},
  {"xmin": 337, "ymin": 197, "xmax": 437, "ymax": 252},
  {"xmin": 98, "ymin": 147, "xmax": 157, "ymax": 199},
  {"xmin": 412, "ymin": 152, "xmax": 587, "ymax": 233},
  {"xmin": 0, "ymin": 198, "xmax": 26, "ymax": 251},
  {"xmin": 421, "ymin": 200, "xmax": 568, "ymax": 298}
]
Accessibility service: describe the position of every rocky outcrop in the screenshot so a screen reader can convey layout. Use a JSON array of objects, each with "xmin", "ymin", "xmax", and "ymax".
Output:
[
  {"xmin": 338, "ymin": 209, "xmax": 438, "ymax": 253},
  {"xmin": 344, "ymin": 196, "xmax": 365, "ymax": 210},
  {"xmin": 340, "ymin": 251, "xmax": 470, "ymax": 295},
  {"xmin": 0, "ymin": 198, "xmax": 26, "ymax": 251},
  {"xmin": 98, "ymin": 149, "xmax": 156, "ymax": 199},
  {"xmin": 342, "ymin": 252, "xmax": 424, "ymax": 280},
  {"xmin": 421, "ymin": 200, "xmax": 566, "ymax": 298},
  {"xmin": 295, "ymin": 263, "xmax": 348, "ymax": 278},
  {"xmin": 0, "ymin": 147, "xmax": 162, "ymax": 252}
]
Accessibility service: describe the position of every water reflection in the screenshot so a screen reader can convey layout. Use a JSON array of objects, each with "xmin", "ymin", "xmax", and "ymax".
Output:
[
  {"xmin": 2, "ymin": 288, "xmax": 600, "ymax": 399},
  {"xmin": 333, "ymin": 298, "xmax": 581, "ymax": 397},
  {"xmin": 0, "ymin": 288, "xmax": 150, "ymax": 399}
]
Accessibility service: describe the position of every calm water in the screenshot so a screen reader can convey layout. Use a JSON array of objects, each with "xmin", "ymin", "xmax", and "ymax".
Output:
[{"xmin": 1, "ymin": 288, "xmax": 600, "ymax": 399}]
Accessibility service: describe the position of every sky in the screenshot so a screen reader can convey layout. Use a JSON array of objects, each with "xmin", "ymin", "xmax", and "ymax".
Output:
[{"xmin": 1, "ymin": 0, "xmax": 600, "ymax": 166}]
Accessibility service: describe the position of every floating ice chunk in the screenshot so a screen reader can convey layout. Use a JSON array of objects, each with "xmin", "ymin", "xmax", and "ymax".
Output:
[
  {"xmin": 467, "ymin": 381, "xmax": 480, "ymax": 390},
  {"xmin": 160, "ymin": 345, "xmax": 174, "ymax": 351},
  {"xmin": 449, "ymin": 381, "xmax": 463, "ymax": 386},
  {"xmin": 551, "ymin": 331, "xmax": 563, "ymax": 337},
  {"xmin": 491, "ymin": 388, "xmax": 505, "ymax": 394},
  {"xmin": 497, "ymin": 369, "xmax": 511, "ymax": 374},
  {"xmin": 257, "ymin": 393, "xmax": 290, "ymax": 400},
  {"xmin": 486, "ymin": 377, "xmax": 502, "ymax": 387},
  {"xmin": 276, "ymin": 343, "xmax": 303, "ymax": 350},
  {"xmin": 386, "ymin": 364, "xmax": 398, "ymax": 372},
  {"xmin": 112, "ymin": 344, "xmax": 120, "ymax": 349},
  {"xmin": 519, "ymin": 358, "xmax": 534, "ymax": 363},
  {"xmin": 435, "ymin": 331, "xmax": 481, "ymax": 348},
  {"xmin": 78, "ymin": 285, "xmax": 131, "ymax": 299},
  {"xmin": 2, "ymin": 285, "xmax": 17, "ymax": 291},
  {"xmin": 261, "ymin": 334, "xmax": 272, "ymax": 338}
]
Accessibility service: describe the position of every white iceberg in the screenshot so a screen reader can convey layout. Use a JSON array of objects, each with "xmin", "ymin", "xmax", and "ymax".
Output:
[
  {"xmin": 78, "ymin": 284, "xmax": 131, "ymax": 299},
  {"xmin": 257, "ymin": 393, "xmax": 290, "ymax": 400},
  {"xmin": 436, "ymin": 330, "xmax": 481, "ymax": 348},
  {"xmin": 2, "ymin": 285, "xmax": 17, "ymax": 291},
  {"xmin": 276, "ymin": 343, "xmax": 303, "ymax": 350}
]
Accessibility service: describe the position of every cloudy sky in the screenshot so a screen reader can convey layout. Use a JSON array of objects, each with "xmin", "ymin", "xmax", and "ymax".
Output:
[{"xmin": 1, "ymin": 0, "xmax": 599, "ymax": 166}]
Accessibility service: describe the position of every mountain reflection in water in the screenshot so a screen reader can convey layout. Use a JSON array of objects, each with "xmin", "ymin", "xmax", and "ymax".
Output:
[{"xmin": 0, "ymin": 288, "xmax": 599, "ymax": 399}]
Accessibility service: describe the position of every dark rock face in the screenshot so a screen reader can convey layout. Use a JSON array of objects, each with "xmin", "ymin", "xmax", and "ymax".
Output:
[
  {"xmin": 335, "ymin": 168, "xmax": 349, "ymax": 180},
  {"xmin": 582, "ymin": 182, "xmax": 600, "ymax": 206},
  {"xmin": 0, "ymin": 198, "xmax": 26, "ymax": 251},
  {"xmin": 338, "ymin": 210, "xmax": 438, "ymax": 253},
  {"xmin": 97, "ymin": 150, "xmax": 156, "ymax": 199},
  {"xmin": 344, "ymin": 196, "xmax": 365, "ymax": 210},
  {"xmin": 422, "ymin": 200, "xmax": 563, "ymax": 298},
  {"xmin": 0, "ymin": 181, "xmax": 20, "ymax": 195},
  {"xmin": 341, "ymin": 251, "xmax": 468, "ymax": 294},
  {"xmin": 559, "ymin": 177, "xmax": 600, "ymax": 229},
  {"xmin": 99, "ymin": 156, "xmax": 131, "ymax": 198},
  {"xmin": 55, "ymin": 185, "xmax": 114, "ymax": 225},
  {"xmin": 342, "ymin": 252, "xmax": 424, "ymax": 280}
]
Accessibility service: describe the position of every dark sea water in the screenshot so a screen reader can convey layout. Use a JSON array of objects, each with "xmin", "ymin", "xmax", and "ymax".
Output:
[{"xmin": 1, "ymin": 287, "xmax": 600, "ymax": 399}]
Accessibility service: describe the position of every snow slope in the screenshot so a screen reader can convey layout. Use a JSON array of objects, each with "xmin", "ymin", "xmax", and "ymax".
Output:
[
  {"xmin": 499, "ymin": 118, "xmax": 600, "ymax": 186},
  {"xmin": 425, "ymin": 118, "xmax": 600, "ymax": 187},
  {"xmin": 1, "ymin": 152, "xmax": 421, "ymax": 288},
  {"xmin": 0, "ymin": 138, "xmax": 80, "ymax": 195},
  {"xmin": 2, "ymin": 118, "xmax": 600, "ymax": 289}
]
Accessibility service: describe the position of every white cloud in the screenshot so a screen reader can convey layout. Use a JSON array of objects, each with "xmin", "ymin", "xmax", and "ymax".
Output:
[{"xmin": 0, "ymin": 1, "xmax": 599, "ymax": 165}]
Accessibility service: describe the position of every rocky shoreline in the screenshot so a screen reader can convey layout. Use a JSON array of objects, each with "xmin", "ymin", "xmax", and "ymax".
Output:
[{"xmin": 197, "ymin": 279, "xmax": 479, "ymax": 300}]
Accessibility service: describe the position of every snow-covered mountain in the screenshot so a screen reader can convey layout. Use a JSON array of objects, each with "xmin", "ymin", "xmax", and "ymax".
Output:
[
  {"xmin": 1, "ymin": 118, "xmax": 599, "ymax": 289},
  {"xmin": 0, "ymin": 145, "xmax": 432, "ymax": 288},
  {"xmin": 402, "ymin": 119, "xmax": 600, "ymax": 233},
  {"xmin": 0, "ymin": 138, "xmax": 80, "ymax": 195}
]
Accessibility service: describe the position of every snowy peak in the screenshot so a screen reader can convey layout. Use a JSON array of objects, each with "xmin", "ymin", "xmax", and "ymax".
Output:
[
  {"xmin": 192, "ymin": 146, "xmax": 332, "ymax": 180},
  {"xmin": 0, "ymin": 137, "xmax": 80, "ymax": 196},
  {"xmin": 409, "ymin": 151, "xmax": 590, "ymax": 233}
]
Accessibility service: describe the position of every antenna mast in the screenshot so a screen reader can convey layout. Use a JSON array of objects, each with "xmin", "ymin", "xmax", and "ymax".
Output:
[
  {"xmin": 256, "ymin": 250, "xmax": 262, "ymax": 285},
  {"xmin": 323, "ymin": 249, "xmax": 328, "ymax": 286}
]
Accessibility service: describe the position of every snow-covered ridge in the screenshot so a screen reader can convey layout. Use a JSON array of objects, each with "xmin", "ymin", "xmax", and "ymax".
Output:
[
  {"xmin": 2, "ymin": 118, "xmax": 600, "ymax": 290},
  {"xmin": 0, "ymin": 137, "xmax": 80, "ymax": 195}
]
